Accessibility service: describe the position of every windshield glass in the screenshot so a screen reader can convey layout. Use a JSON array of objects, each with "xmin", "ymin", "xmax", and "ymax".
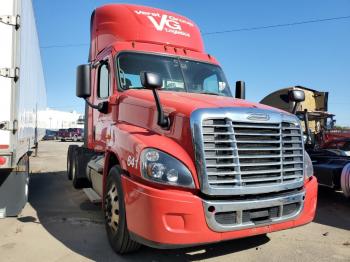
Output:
[{"xmin": 117, "ymin": 53, "xmax": 232, "ymax": 97}]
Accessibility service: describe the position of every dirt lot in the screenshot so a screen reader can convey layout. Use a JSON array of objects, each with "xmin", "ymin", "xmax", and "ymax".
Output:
[{"xmin": 0, "ymin": 141, "xmax": 349, "ymax": 261}]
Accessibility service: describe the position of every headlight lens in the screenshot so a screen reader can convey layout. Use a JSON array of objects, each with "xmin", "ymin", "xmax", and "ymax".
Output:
[
  {"xmin": 141, "ymin": 148, "xmax": 195, "ymax": 188},
  {"xmin": 304, "ymin": 151, "xmax": 314, "ymax": 179}
]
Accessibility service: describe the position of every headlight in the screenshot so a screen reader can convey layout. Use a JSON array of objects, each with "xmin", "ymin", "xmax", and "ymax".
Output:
[
  {"xmin": 304, "ymin": 150, "xmax": 314, "ymax": 179},
  {"xmin": 140, "ymin": 148, "xmax": 195, "ymax": 188}
]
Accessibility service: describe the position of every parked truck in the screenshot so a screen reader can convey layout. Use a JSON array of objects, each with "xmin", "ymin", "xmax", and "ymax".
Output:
[
  {"xmin": 261, "ymin": 86, "xmax": 350, "ymax": 197},
  {"xmin": 58, "ymin": 128, "xmax": 84, "ymax": 142},
  {"xmin": 68, "ymin": 4, "xmax": 317, "ymax": 254},
  {"xmin": 0, "ymin": 0, "xmax": 46, "ymax": 217}
]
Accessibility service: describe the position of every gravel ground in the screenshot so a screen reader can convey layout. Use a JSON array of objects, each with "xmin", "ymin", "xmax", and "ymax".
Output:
[{"xmin": 0, "ymin": 141, "xmax": 349, "ymax": 262}]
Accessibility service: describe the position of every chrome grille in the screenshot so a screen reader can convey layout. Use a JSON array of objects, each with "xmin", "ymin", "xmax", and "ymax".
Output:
[
  {"xmin": 203, "ymin": 119, "xmax": 303, "ymax": 188},
  {"xmin": 191, "ymin": 108, "xmax": 304, "ymax": 196}
]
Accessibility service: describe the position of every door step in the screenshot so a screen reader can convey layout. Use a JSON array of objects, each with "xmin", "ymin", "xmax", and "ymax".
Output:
[{"xmin": 83, "ymin": 188, "xmax": 102, "ymax": 204}]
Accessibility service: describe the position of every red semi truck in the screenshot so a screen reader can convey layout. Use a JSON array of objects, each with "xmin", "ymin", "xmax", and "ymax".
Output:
[{"xmin": 68, "ymin": 4, "xmax": 318, "ymax": 254}]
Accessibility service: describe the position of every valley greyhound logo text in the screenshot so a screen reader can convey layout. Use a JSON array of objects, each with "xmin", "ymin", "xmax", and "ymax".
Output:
[{"xmin": 134, "ymin": 10, "xmax": 193, "ymax": 37}]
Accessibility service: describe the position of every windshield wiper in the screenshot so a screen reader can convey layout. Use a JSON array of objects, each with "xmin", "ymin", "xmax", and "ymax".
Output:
[{"xmin": 197, "ymin": 91, "xmax": 221, "ymax": 96}]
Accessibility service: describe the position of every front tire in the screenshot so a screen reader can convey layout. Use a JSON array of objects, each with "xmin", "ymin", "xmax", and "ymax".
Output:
[{"xmin": 105, "ymin": 166, "xmax": 140, "ymax": 254}]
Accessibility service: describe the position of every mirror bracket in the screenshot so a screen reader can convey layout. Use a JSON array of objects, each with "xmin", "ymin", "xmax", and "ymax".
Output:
[
  {"xmin": 84, "ymin": 99, "xmax": 109, "ymax": 114},
  {"xmin": 140, "ymin": 71, "xmax": 170, "ymax": 129}
]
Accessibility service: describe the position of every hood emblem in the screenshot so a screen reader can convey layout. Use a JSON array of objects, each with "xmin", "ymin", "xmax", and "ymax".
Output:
[{"xmin": 247, "ymin": 113, "xmax": 270, "ymax": 121}]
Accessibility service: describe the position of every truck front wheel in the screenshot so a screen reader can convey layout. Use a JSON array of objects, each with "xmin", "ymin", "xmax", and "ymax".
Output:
[{"xmin": 104, "ymin": 166, "xmax": 140, "ymax": 254}]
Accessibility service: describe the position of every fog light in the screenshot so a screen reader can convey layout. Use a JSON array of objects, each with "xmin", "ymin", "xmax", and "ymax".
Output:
[
  {"xmin": 148, "ymin": 163, "xmax": 165, "ymax": 179},
  {"xmin": 166, "ymin": 169, "xmax": 178, "ymax": 182}
]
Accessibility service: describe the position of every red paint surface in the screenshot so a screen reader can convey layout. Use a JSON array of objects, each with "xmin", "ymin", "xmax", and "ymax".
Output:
[{"xmin": 324, "ymin": 131, "xmax": 350, "ymax": 145}]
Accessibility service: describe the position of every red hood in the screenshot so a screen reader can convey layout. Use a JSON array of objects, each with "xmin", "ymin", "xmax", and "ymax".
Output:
[
  {"xmin": 119, "ymin": 89, "xmax": 285, "ymax": 118},
  {"xmin": 118, "ymin": 89, "xmax": 288, "ymax": 161}
]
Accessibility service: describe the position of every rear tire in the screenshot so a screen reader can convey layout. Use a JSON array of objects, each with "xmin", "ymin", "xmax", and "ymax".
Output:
[
  {"xmin": 105, "ymin": 166, "xmax": 140, "ymax": 254},
  {"xmin": 67, "ymin": 145, "xmax": 78, "ymax": 180},
  {"xmin": 72, "ymin": 152, "xmax": 90, "ymax": 189},
  {"xmin": 341, "ymin": 163, "xmax": 350, "ymax": 198}
]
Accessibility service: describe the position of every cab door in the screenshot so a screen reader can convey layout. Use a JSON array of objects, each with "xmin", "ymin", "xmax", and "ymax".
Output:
[{"xmin": 92, "ymin": 55, "xmax": 113, "ymax": 151}]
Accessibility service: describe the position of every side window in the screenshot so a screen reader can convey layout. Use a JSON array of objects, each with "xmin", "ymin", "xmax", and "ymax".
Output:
[{"xmin": 98, "ymin": 63, "xmax": 110, "ymax": 99}]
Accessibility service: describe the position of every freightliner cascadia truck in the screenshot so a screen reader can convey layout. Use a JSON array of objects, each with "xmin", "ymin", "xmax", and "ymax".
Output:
[
  {"xmin": 0, "ymin": 0, "xmax": 46, "ymax": 217},
  {"xmin": 68, "ymin": 4, "xmax": 318, "ymax": 254}
]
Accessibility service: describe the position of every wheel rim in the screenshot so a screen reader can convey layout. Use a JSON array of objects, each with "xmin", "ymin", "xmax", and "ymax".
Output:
[{"xmin": 105, "ymin": 184, "xmax": 120, "ymax": 232}]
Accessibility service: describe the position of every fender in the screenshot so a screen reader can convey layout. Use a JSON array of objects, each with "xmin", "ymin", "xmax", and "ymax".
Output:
[{"xmin": 102, "ymin": 122, "xmax": 200, "ymax": 202}]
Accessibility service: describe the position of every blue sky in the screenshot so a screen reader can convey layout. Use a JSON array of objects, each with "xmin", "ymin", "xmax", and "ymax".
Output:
[{"xmin": 33, "ymin": 0, "xmax": 350, "ymax": 125}]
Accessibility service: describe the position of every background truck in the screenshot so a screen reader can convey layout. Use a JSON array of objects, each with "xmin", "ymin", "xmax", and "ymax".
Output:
[
  {"xmin": 0, "ymin": 0, "xmax": 46, "ymax": 217},
  {"xmin": 261, "ymin": 86, "xmax": 350, "ymax": 197},
  {"xmin": 58, "ymin": 128, "xmax": 84, "ymax": 142},
  {"xmin": 68, "ymin": 4, "xmax": 317, "ymax": 254}
]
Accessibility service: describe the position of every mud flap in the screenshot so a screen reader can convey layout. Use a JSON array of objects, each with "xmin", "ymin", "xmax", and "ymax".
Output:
[{"xmin": 0, "ymin": 155, "xmax": 29, "ymax": 218}]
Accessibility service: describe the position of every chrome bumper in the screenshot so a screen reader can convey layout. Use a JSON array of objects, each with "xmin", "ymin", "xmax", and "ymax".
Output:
[{"xmin": 203, "ymin": 190, "xmax": 305, "ymax": 232}]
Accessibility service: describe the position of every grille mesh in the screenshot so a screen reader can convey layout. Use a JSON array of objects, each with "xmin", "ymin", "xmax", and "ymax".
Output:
[{"xmin": 202, "ymin": 119, "xmax": 304, "ymax": 188}]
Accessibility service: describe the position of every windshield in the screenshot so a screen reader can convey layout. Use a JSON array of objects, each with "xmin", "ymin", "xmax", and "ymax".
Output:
[{"xmin": 117, "ymin": 53, "xmax": 232, "ymax": 97}]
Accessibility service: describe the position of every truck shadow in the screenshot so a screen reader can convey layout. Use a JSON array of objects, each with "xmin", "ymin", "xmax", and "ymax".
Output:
[
  {"xmin": 26, "ymin": 171, "xmax": 349, "ymax": 261},
  {"xmin": 314, "ymin": 186, "xmax": 350, "ymax": 231}
]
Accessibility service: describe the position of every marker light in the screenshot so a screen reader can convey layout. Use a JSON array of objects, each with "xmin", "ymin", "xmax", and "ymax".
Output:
[
  {"xmin": 304, "ymin": 151, "xmax": 314, "ymax": 179},
  {"xmin": 0, "ymin": 156, "xmax": 7, "ymax": 166}
]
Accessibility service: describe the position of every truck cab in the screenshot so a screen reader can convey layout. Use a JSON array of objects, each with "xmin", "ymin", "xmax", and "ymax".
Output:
[{"xmin": 68, "ymin": 4, "xmax": 318, "ymax": 254}]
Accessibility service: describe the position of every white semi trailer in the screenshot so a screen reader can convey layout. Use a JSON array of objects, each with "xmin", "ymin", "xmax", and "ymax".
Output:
[{"xmin": 0, "ymin": 0, "xmax": 46, "ymax": 217}]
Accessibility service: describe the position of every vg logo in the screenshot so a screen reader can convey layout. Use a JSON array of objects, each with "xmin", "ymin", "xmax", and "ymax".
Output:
[{"xmin": 147, "ymin": 15, "xmax": 182, "ymax": 32}]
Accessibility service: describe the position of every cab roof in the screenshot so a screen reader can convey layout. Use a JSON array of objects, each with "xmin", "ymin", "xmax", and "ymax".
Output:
[{"xmin": 89, "ymin": 4, "xmax": 204, "ymax": 61}]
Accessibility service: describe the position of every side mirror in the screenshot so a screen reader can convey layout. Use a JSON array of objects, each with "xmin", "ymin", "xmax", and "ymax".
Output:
[
  {"xmin": 140, "ymin": 71, "xmax": 162, "ymax": 89},
  {"xmin": 76, "ymin": 64, "xmax": 91, "ymax": 98},
  {"xmin": 289, "ymin": 89, "xmax": 305, "ymax": 103},
  {"xmin": 77, "ymin": 64, "xmax": 108, "ymax": 114},
  {"xmin": 235, "ymin": 81, "xmax": 245, "ymax": 99},
  {"xmin": 289, "ymin": 89, "xmax": 305, "ymax": 114}
]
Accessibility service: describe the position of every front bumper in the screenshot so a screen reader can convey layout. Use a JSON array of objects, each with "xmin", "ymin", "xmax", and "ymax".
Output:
[{"xmin": 122, "ymin": 176, "xmax": 317, "ymax": 248}]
